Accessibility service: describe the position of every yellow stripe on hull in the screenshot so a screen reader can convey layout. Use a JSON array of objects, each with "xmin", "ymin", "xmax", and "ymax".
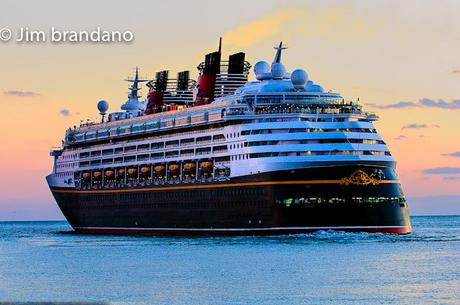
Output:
[{"xmin": 51, "ymin": 179, "xmax": 400, "ymax": 194}]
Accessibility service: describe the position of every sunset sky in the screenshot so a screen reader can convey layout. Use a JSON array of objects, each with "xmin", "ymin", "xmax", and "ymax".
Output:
[{"xmin": 0, "ymin": 0, "xmax": 459, "ymax": 219}]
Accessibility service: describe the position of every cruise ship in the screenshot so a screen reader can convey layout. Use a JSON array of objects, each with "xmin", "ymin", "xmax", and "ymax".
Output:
[{"xmin": 46, "ymin": 41, "xmax": 412, "ymax": 235}]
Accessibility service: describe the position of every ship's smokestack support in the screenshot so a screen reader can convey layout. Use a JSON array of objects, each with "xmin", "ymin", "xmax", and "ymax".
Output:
[
  {"xmin": 194, "ymin": 38, "xmax": 222, "ymax": 106},
  {"xmin": 145, "ymin": 70, "xmax": 168, "ymax": 115},
  {"xmin": 145, "ymin": 38, "xmax": 251, "ymax": 112},
  {"xmin": 145, "ymin": 70, "xmax": 195, "ymax": 114},
  {"xmin": 194, "ymin": 38, "xmax": 251, "ymax": 106},
  {"xmin": 177, "ymin": 71, "xmax": 190, "ymax": 91}
]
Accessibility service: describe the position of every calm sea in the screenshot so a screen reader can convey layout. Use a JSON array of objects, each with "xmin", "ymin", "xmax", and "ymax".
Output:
[{"xmin": 0, "ymin": 216, "xmax": 459, "ymax": 305}]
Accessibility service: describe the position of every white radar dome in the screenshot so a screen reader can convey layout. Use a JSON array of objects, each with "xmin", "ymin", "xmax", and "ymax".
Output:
[
  {"xmin": 271, "ymin": 62, "xmax": 286, "ymax": 79},
  {"xmin": 291, "ymin": 69, "xmax": 308, "ymax": 89},
  {"xmin": 97, "ymin": 100, "xmax": 109, "ymax": 114},
  {"xmin": 254, "ymin": 61, "xmax": 270, "ymax": 80}
]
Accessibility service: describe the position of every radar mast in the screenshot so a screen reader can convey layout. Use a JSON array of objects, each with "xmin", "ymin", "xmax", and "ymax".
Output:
[
  {"xmin": 121, "ymin": 67, "xmax": 149, "ymax": 115},
  {"xmin": 273, "ymin": 41, "xmax": 287, "ymax": 64}
]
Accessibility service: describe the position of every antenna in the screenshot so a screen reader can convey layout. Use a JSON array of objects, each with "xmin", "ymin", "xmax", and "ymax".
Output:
[
  {"xmin": 121, "ymin": 67, "xmax": 150, "ymax": 114},
  {"xmin": 125, "ymin": 66, "xmax": 149, "ymax": 84},
  {"xmin": 273, "ymin": 41, "xmax": 287, "ymax": 63},
  {"xmin": 124, "ymin": 68, "xmax": 148, "ymax": 101},
  {"xmin": 218, "ymin": 37, "xmax": 222, "ymax": 54}
]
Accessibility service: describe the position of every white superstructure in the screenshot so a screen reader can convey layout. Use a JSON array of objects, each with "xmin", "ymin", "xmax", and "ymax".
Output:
[{"xmin": 48, "ymin": 43, "xmax": 391, "ymax": 189}]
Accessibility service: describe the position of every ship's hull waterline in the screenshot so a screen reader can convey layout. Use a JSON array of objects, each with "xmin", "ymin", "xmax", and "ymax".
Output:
[{"xmin": 50, "ymin": 166, "xmax": 412, "ymax": 235}]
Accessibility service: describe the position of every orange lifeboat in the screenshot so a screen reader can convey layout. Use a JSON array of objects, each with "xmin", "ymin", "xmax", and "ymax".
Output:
[
  {"xmin": 183, "ymin": 162, "xmax": 196, "ymax": 173},
  {"xmin": 140, "ymin": 165, "xmax": 151, "ymax": 177},
  {"xmin": 82, "ymin": 171, "xmax": 91, "ymax": 181},
  {"xmin": 154, "ymin": 164, "xmax": 166, "ymax": 176},
  {"xmin": 117, "ymin": 168, "xmax": 125, "ymax": 177},
  {"xmin": 200, "ymin": 161, "xmax": 213, "ymax": 173},
  {"xmin": 93, "ymin": 170, "xmax": 102, "ymax": 180},
  {"xmin": 127, "ymin": 167, "xmax": 137, "ymax": 178},
  {"xmin": 104, "ymin": 169, "xmax": 115, "ymax": 179},
  {"xmin": 168, "ymin": 163, "xmax": 180, "ymax": 175}
]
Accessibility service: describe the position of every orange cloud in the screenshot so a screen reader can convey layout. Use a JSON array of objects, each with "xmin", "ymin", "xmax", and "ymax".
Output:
[
  {"xmin": 223, "ymin": 8, "xmax": 304, "ymax": 48},
  {"xmin": 223, "ymin": 4, "xmax": 383, "ymax": 49}
]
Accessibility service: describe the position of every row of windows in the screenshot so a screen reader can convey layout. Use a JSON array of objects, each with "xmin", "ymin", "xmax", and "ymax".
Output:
[
  {"xmin": 80, "ymin": 128, "xmax": 379, "ymax": 158},
  {"xmin": 241, "ymin": 127, "xmax": 376, "ymax": 135},
  {"xmin": 239, "ymin": 117, "xmax": 364, "ymax": 123},
  {"xmin": 230, "ymin": 143, "xmax": 244, "ymax": 149},
  {"xmin": 57, "ymin": 163, "xmax": 76, "ymax": 169},
  {"xmin": 79, "ymin": 149, "xmax": 390, "ymax": 167},
  {"xmin": 79, "ymin": 149, "xmax": 230, "ymax": 167},
  {"xmin": 254, "ymin": 106, "xmax": 358, "ymax": 115},
  {"xmin": 232, "ymin": 155, "xmax": 249, "ymax": 161},
  {"xmin": 74, "ymin": 124, "xmax": 377, "ymax": 161},
  {"xmin": 276, "ymin": 197, "xmax": 405, "ymax": 206},
  {"xmin": 61, "ymin": 153, "xmax": 77, "ymax": 160},
  {"xmin": 246, "ymin": 139, "xmax": 385, "ymax": 146},
  {"xmin": 78, "ymin": 187, "xmax": 266, "ymax": 204},
  {"xmin": 55, "ymin": 172, "xmax": 73, "ymax": 177},
  {"xmin": 72, "ymin": 123, "xmax": 227, "ymax": 152},
  {"xmin": 79, "ymin": 135, "xmax": 227, "ymax": 159},
  {"xmin": 251, "ymin": 94, "xmax": 344, "ymax": 103},
  {"xmin": 77, "ymin": 199, "xmax": 268, "ymax": 210},
  {"xmin": 249, "ymin": 150, "xmax": 390, "ymax": 158},
  {"xmin": 227, "ymin": 132, "xmax": 241, "ymax": 138},
  {"xmin": 75, "ymin": 111, "xmax": 223, "ymax": 142},
  {"xmin": 74, "ymin": 195, "xmax": 404, "ymax": 209}
]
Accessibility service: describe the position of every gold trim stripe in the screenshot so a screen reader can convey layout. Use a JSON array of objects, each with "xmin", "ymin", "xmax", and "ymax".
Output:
[{"xmin": 51, "ymin": 179, "xmax": 400, "ymax": 194}]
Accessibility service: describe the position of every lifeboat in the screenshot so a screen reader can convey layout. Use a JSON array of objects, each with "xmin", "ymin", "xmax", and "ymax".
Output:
[
  {"xmin": 154, "ymin": 164, "xmax": 166, "ymax": 176},
  {"xmin": 93, "ymin": 170, "xmax": 102, "ymax": 180},
  {"xmin": 183, "ymin": 162, "xmax": 196, "ymax": 173},
  {"xmin": 82, "ymin": 171, "xmax": 91, "ymax": 181},
  {"xmin": 117, "ymin": 168, "xmax": 125, "ymax": 177},
  {"xmin": 140, "ymin": 165, "xmax": 151, "ymax": 177},
  {"xmin": 168, "ymin": 163, "xmax": 180, "ymax": 175},
  {"xmin": 127, "ymin": 167, "xmax": 137, "ymax": 178},
  {"xmin": 104, "ymin": 169, "xmax": 115, "ymax": 179},
  {"xmin": 200, "ymin": 161, "xmax": 213, "ymax": 173}
]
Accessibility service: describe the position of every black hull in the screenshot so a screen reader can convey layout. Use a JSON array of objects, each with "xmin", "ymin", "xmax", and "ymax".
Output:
[{"xmin": 50, "ymin": 165, "xmax": 412, "ymax": 235}]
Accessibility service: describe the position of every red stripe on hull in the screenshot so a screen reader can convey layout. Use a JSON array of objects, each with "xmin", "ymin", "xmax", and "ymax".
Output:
[{"xmin": 366, "ymin": 226, "xmax": 412, "ymax": 234}]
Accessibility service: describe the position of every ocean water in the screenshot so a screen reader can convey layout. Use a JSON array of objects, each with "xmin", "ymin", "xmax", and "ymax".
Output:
[{"xmin": 0, "ymin": 217, "xmax": 459, "ymax": 305}]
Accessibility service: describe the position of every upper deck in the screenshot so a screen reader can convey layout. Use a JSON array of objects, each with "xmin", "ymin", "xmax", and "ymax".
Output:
[
  {"xmin": 64, "ymin": 91, "xmax": 375, "ymax": 147},
  {"xmin": 61, "ymin": 41, "xmax": 378, "ymax": 149}
]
